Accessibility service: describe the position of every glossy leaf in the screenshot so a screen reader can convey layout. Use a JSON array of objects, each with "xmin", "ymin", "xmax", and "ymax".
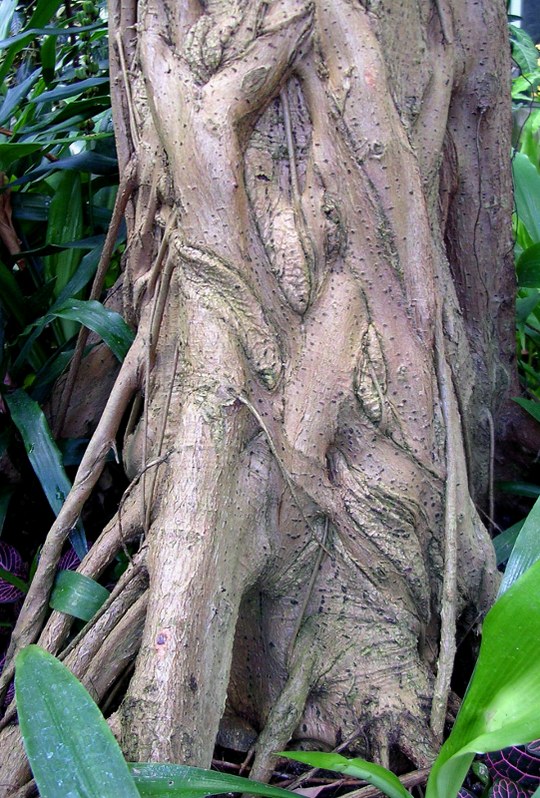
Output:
[
  {"xmin": 45, "ymin": 171, "xmax": 83, "ymax": 297},
  {"xmin": 493, "ymin": 520, "xmax": 525, "ymax": 565},
  {"xmin": 130, "ymin": 763, "xmax": 302, "ymax": 798},
  {"xmin": 8, "ymin": 152, "xmax": 118, "ymax": 187},
  {"xmin": 16, "ymin": 646, "xmax": 140, "ymax": 798},
  {"xmin": 52, "ymin": 299, "xmax": 134, "ymax": 361},
  {"xmin": 5, "ymin": 390, "xmax": 87, "ymax": 559},
  {"xmin": 510, "ymin": 24, "xmax": 540, "ymax": 73},
  {"xmin": 31, "ymin": 76, "xmax": 109, "ymax": 104},
  {"xmin": 426, "ymin": 558, "xmax": 540, "ymax": 798},
  {"xmin": 498, "ymin": 497, "xmax": 540, "ymax": 595},
  {"xmin": 513, "ymin": 152, "xmax": 540, "ymax": 243},
  {"xmin": 0, "ymin": 0, "xmax": 17, "ymax": 39},
  {"xmin": 517, "ymin": 244, "xmax": 540, "ymax": 288},
  {"xmin": 0, "ymin": 0, "xmax": 64, "ymax": 81},
  {"xmin": 279, "ymin": 752, "xmax": 410, "ymax": 798},
  {"xmin": 0, "ymin": 142, "xmax": 43, "ymax": 171},
  {"xmin": 50, "ymin": 570, "xmax": 109, "ymax": 621},
  {"xmin": 40, "ymin": 35, "xmax": 56, "ymax": 83}
]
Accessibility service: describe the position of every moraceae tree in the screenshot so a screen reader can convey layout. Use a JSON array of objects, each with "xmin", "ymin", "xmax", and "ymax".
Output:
[{"xmin": 0, "ymin": 0, "xmax": 516, "ymax": 792}]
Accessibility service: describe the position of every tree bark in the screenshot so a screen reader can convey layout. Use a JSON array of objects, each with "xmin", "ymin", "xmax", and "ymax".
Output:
[{"xmin": 0, "ymin": 0, "xmax": 514, "ymax": 792}]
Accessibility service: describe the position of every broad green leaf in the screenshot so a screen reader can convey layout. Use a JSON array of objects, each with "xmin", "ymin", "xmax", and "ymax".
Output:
[
  {"xmin": 50, "ymin": 571, "xmax": 109, "ymax": 621},
  {"xmin": 5, "ymin": 390, "xmax": 87, "ymax": 559},
  {"xmin": 516, "ymin": 289, "xmax": 540, "ymax": 323},
  {"xmin": 493, "ymin": 520, "xmax": 525, "ymax": 565},
  {"xmin": 52, "ymin": 299, "xmax": 134, "ymax": 361},
  {"xmin": 279, "ymin": 752, "xmax": 410, "ymax": 798},
  {"xmin": 31, "ymin": 76, "xmax": 109, "ymax": 104},
  {"xmin": 517, "ymin": 243, "xmax": 540, "ymax": 287},
  {"xmin": 0, "ymin": 564, "xmax": 27, "ymax": 594},
  {"xmin": 426, "ymin": 558, "xmax": 540, "ymax": 798},
  {"xmin": 16, "ymin": 646, "xmax": 140, "ymax": 798},
  {"xmin": 514, "ymin": 397, "xmax": 540, "ymax": 424},
  {"xmin": 130, "ymin": 763, "xmax": 302, "ymax": 798},
  {"xmin": 513, "ymin": 152, "xmax": 540, "ymax": 242},
  {"xmin": 0, "ymin": 142, "xmax": 43, "ymax": 171},
  {"xmin": 510, "ymin": 24, "xmax": 540, "ymax": 73},
  {"xmin": 498, "ymin": 496, "xmax": 540, "ymax": 595}
]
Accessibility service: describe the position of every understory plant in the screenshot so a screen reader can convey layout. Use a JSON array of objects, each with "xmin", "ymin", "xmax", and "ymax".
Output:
[{"xmin": 13, "ymin": 525, "xmax": 540, "ymax": 798}]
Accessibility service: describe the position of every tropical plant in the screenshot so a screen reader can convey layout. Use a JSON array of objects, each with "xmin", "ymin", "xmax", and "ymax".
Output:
[{"xmin": 13, "ymin": 540, "xmax": 540, "ymax": 798}]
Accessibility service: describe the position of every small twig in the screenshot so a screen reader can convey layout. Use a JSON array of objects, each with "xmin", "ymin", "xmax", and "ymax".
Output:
[{"xmin": 54, "ymin": 157, "xmax": 138, "ymax": 436}]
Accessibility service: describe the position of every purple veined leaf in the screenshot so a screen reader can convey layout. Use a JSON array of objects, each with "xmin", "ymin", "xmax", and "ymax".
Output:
[
  {"xmin": 0, "ymin": 541, "xmax": 26, "ymax": 602},
  {"xmin": 57, "ymin": 546, "xmax": 81, "ymax": 572}
]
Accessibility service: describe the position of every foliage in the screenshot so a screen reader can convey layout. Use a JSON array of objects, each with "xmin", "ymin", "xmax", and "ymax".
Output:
[
  {"xmin": 283, "ymin": 557, "xmax": 540, "ymax": 798},
  {"xmin": 15, "ymin": 646, "xmax": 300, "ymax": 798},
  {"xmin": 13, "ymin": 545, "xmax": 540, "ymax": 798},
  {"xmin": 0, "ymin": 0, "xmax": 128, "ymax": 643}
]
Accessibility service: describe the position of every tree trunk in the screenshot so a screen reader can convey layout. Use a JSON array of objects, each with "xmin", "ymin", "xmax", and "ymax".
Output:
[{"xmin": 0, "ymin": 0, "xmax": 514, "ymax": 792}]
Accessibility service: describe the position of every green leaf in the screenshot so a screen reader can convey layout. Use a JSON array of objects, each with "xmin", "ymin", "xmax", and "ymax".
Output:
[
  {"xmin": 51, "ymin": 299, "xmax": 134, "ymax": 361},
  {"xmin": 0, "ymin": 0, "xmax": 17, "ymax": 40},
  {"xmin": 513, "ymin": 152, "xmax": 540, "ymax": 242},
  {"xmin": 7, "ymin": 152, "xmax": 118, "ymax": 187},
  {"xmin": 497, "ymin": 480, "xmax": 540, "ymax": 498},
  {"xmin": 0, "ymin": 0, "xmax": 64, "ymax": 82},
  {"xmin": 514, "ymin": 396, "xmax": 540, "ymax": 424},
  {"xmin": 5, "ymin": 390, "xmax": 87, "ymax": 558},
  {"xmin": 493, "ymin": 519, "xmax": 525, "ymax": 565},
  {"xmin": 40, "ymin": 35, "xmax": 56, "ymax": 84},
  {"xmin": 517, "ymin": 243, "xmax": 540, "ymax": 287},
  {"xmin": 0, "ymin": 259, "xmax": 28, "ymax": 326},
  {"xmin": 31, "ymin": 77, "xmax": 109, "ymax": 104},
  {"xmin": 510, "ymin": 24, "xmax": 540, "ymax": 73},
  {"xmin": 16, "ymin": 645, "xmax": 140, "ymax": 798},
  {"xmin": 498, "ymin": 496, "xmax": 540, "ymax": 595},
  {"xmin": 45, "ymin": 171, "xmax": 84, "ymax": 320},
  {"xmin": 50, "ymin": 571, "xmax": 110, "ymax": 621},
  {"xmin": 278, "ymin": 752, "xmax": 411, "ymax": 798},
  {"xmin": 0, "ymin": 142, "xmax": 43, "ymax": 171},
  {"xmin": 0, "ymin": 565, "xmax": 28, "ymax": 594},
  {"xmin": 426, "ymin": 558, "xmax": 540, "ymax": 798},
  {"xmin": 130, "ymin": 763, "xmax": 302, "ymax": 798},
  {"xmin": 0, "ymin": 69, "xmax": 40, "ymax": 127}
]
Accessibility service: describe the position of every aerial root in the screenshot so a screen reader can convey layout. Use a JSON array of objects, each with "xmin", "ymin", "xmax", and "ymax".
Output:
[{"xmin": 249, "ymin": 625, "xmax": 318, "ymax": 783}]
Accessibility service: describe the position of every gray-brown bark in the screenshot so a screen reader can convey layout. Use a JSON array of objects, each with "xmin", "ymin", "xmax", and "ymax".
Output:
[{"xmin": 0, "ymin": 0, "xmax": 514, "ymax": 793}]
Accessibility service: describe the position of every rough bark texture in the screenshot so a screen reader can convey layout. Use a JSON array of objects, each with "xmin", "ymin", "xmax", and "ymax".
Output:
[{"xmin": 0, "ymin": 0, "xmax": 514, "ymax": 793}]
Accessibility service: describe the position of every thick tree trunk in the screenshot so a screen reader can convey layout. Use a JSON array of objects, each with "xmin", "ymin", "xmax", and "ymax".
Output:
[{"xmin": 0, "ymin": 0, "xmax": 514, "ymax": 793}]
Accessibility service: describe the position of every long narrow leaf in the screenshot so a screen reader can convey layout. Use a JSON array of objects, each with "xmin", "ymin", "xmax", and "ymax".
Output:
[
  {"xmin": 16, "ymin": 646, "xmax": 140, "ymax": 798},
  {"xmin": 426, "ymin": 558, "xmax": 540, "ymax": 798},
  {"xmin": 52, "ymin": 299, "xmax": 134, "ymax": 361},
  {"xmin": 130, "ymin": 763, "xmax": 303, "ymax": 798},
  {"xmin": 5, "ymin": 390, "xmax": 87, "ymax": 558},
  {"xmin": 50, "ymin": 570, "xmax": 109, "ymax": 621},
  {"xmin": 278, "ymin": 753, "xmax": 410, "ymax": 798},
  {"xmin": 31, "ymin": 76, "xmax": 109, "ymax": 104},
  {"xmin": 498, "ymin": 497, "xmax": 540, "ymax": 595},
  {"xmin": 513, "ymin": 152, "xmax": 540, "ymax": 242}
]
